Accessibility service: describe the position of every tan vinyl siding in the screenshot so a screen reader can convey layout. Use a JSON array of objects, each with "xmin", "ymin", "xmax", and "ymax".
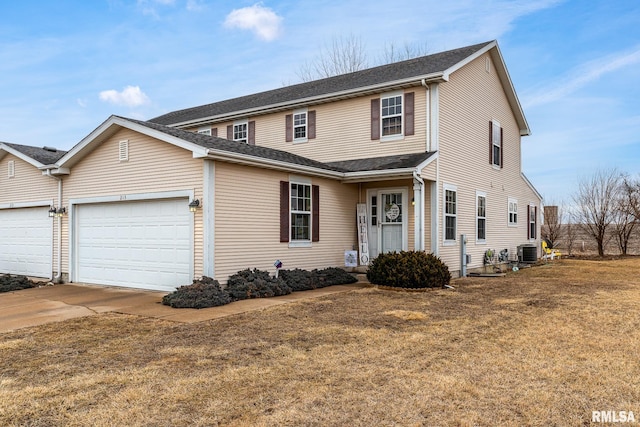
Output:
[
  {"xmin": 437, "ymin": 53, "xmax": 541, "ymax": 275},
  {"xmin": 0, "ymin": 154, "xmax": 57, "ymax": 204},
  {"xmin": 187, "ymin": 90, "xmax": 428, "ymax": 163},
  {"xmin": 61, "ymin": 129, "xmax": 204, "ymax": 278},
  {"xmin": 213, "ymin": 162, "xmax": 358, "ymax": 282}
]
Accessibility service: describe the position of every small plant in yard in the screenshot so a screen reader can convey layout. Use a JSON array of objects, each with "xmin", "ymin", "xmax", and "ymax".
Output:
[
  {"xmin": 366, "ymin": 250, "xmax": 451, "ymax": 289},
  {"xmin": 226, "ymin": 268, "xmax": 293, "ymax": 301},
  {"xmin": 162, "ymin": 276, "xmax": 232, "ymax": 309},
  {"xmin": 0, "ymin": 274, "xmax": 39, "ymax": 293}
]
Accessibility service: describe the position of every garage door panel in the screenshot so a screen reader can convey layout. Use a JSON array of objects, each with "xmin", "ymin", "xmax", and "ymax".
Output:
[
  {"xmin": 0, "ymin": 207, "xmax": 53, "ymax": 278},
  {"xmin": 76, "ymin": 198, "xmax": 192, "ymax": 291}
]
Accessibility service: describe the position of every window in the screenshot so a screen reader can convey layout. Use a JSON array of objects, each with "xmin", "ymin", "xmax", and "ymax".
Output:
[
  {"xmin": 286, "ymin": 110, "xmax": 315, "ymax": 143},
  {"xmin": 197, "ymin": 127, "xmax": 212, "ymax": 136},
  {"xmin": 233, "ymin": 121, "xmax": 247, "ymax": 143},
  {"xmin": 444, "ymin": 184, "xmax": 457, "ymax": 242},
  {"xmin": 476, "ymin": 192, "xmax": 486, "ymax": 242},
  {"xmin": 294, "ymin": 111, "xmax": 307, "ymax": 140},
  {"xmin": 119, "ymin": 140, "xmax": 129, "ymax": 162},
  {"xmin": 371, "ymin": 196, "xmax": 377, "ymax": 226},
  {"xmin": 280, "ymin": 180, "xmax": 319, "ymax": 244},
  {"xmin": 529, "ymin": 205, "xmax": 537, "ymax": 240},
  {"xmin": 381, "ymin": 94, "xmax": 402, "ymax": 137},
  {"xmin": 490, "ymin": 120, "xmax": 503, "ymax": 168},
  {"xmin": 508, "ymin": 198, "xmax": 518, "ymax": 226},
  {"xmin": 7, "ymin": 160, "xmax": 15, "ymax": 178}
]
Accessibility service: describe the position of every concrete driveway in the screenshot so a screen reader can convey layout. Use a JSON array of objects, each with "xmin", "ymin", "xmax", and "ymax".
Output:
[{"xmin": 0, "ymin": 282, "xmax": 362, "ymax": 333}]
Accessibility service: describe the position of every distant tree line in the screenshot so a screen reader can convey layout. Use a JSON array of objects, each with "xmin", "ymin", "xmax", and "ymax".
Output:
[{"xmin": 543, "ymin": 169, "xmax": 640, "ymax": 257}]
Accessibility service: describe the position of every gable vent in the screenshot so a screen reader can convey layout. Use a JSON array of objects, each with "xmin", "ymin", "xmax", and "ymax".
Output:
[
  {"xmin": 8, "ymin": 160, "xmax": 15, "ymax": 178},
  {"xmin": 119, "ymin": 140, "xmax": 129, "ymax": 162}
]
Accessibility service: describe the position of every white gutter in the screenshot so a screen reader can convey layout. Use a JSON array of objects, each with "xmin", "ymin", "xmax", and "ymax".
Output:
[{"xmin": 44, "ymin": 170, "xmax": 63, "ymax": 283}]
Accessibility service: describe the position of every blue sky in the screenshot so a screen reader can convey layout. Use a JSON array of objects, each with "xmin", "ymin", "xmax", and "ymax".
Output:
[{"xmin": 1, "ymin": 0, "xmax": 639, "ymax": 203}]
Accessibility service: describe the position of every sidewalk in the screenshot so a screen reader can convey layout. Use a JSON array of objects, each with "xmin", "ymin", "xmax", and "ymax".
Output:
[{"xmin": 0, "ymin": 282, "xmax": 366, "ymax": 333}]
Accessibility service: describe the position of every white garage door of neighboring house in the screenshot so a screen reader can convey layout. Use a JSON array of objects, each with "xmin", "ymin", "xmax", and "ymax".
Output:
[
  {"xmin": 76, "ymin": 198, "xmax": 192, "ymax": 292},
  {"xmin": 0, "ymin": 206, "xmax": 52, "ymax": 278}
]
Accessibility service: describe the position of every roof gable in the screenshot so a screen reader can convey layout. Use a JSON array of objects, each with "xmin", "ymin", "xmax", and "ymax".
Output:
[{"xmin": 0, "ymin": 142, "xmax": 66, "ymax": 168}]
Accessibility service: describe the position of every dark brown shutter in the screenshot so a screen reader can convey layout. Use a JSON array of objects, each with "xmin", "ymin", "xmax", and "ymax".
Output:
[
  {"xmin": 285, "ymin": 114, "xmax": 293, "ymax": 142},
  {"xmin": 489, "ymin": 121, "xmax": 493, "ymax": 165},
  {"xmin": 312, "ymin": 185, "xmax": 319, "ymax": 242},
  {"xmin": 248, "ymin": 121, "xmax": 255, "ymax": 145},
  {"xmin": 280, "ymin": 181, "xmax": 289, "ymax": 242},
  {"xmin": 371, "ymin": 98, "xmax": 380, "ymax": 140},
  {"xmin": 404, "ymin": 92, "xmax": 414, "ymax": 136},
  {"xmin": 308, "ymin": 110, "xmax": 316, "ymax": 139},
  {"xmin": 227, "ymin": 125, "xmax": 233, "ymax": 140},
  {"xmin": 500, "ymin": 127, "xmax": 504, "ymax": 168},
  {"xmin": 211, "ymin": 127, "xmax": 218, "ymax": 137}
]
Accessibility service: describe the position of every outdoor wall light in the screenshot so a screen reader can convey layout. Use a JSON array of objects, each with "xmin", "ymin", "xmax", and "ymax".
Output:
[
  {"xmin": 189, "ymin": 199, "xmax": 200, "ymax": 212},
  {"xmin": 55, "ymin": 207, "xmax": 66, "ymax": 217},
  {"xmin": 411, "ymin": 197, "xmax": 415, "ymax": 206},
  {"xmin": 48, "ymin": 206, "xmax": 56, "ymax": 217}
]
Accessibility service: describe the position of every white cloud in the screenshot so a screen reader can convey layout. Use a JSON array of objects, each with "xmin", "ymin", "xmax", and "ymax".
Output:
[
  {"xmin": 224, "ymin": 3, "xmax": 283, "ymax": 41},
  {"xmin": 77, "ymin": 98, "xmax": 87, "ymax": 108},
  {"xmin": 99, "ymin": 86, "xmax": 150, "ymax": 107}
]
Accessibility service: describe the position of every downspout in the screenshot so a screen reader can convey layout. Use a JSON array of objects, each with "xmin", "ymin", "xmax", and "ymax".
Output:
[
  {"xmin": 45, "ymin": 170, "xmax": 63, "ymax": 283},
  {"xmin": 413, "ymin": 171, "xmax": 425, "ymax": 251}
]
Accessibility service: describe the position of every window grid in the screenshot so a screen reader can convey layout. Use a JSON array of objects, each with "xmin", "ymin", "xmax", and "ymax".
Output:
[
  {"xmin": 234, "ymin": 123, "xmax": 247, "ymax": 143},
  {"xmin": 492, "ymin": 121, "xmax": 501, "ymax": 167},
  {"xmin": 445, "ymin": 189, "xmax": 457, "ymax": 241},
  {"xmin": 477, "ymin": 194, "xmax": 486, "ymax": 241},
  {"xmin": 381, "ymin": 95, "xmax": 402, "ymax": 136},
  {"xmin": 290, "ymin": 183, "xmax": 311, "ymax": 241},
  {"xmin": 509, "ymin": 199, "xmax": 518, "ymax": 225},
  {"xmin": 293, "ymin": 112, "xmax": 307, "ymax": 139},
  {"xmin": 529, "ymin": 205, "xmax": 537, "ymax": 239}
]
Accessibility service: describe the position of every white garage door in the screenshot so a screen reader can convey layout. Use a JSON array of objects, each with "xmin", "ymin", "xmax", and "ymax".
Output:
[
  {"xmin": 76, "ymin": 198, "xmax": 192, "ymax": 291},
  {"xmin": 0, "ymin": 206, "xmax": 52, "ymax": 278}
]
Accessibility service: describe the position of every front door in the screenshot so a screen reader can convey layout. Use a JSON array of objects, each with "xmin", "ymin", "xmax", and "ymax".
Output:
[{"xmin": 368, "ymin": 189, "xmax": 407, "ymax": 258}]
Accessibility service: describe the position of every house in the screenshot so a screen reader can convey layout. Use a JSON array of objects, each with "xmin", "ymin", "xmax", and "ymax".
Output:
[{"xmin": 0, "ymin": 40, "xmax": 542, "ymax": 291}]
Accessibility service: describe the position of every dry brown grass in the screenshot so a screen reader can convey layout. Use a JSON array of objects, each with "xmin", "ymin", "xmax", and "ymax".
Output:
[{"xmin": 1, "ymin": 258, "xmax": 640, "ymax": 426}]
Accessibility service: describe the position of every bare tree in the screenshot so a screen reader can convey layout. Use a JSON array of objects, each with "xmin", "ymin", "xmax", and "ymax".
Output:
[
  {"xmin": 379, "ymin": 41, "xmax": 430, "ymax": 64},
  {"xmin": 542, "ymin": 202, "xmax": 563, "ymax": 249},
  {"xmin": 296, "ymin": 34, "xmax": 368, "ymax": 82},
  {"xmin": 613, "ymin": 176, "xmax": 640, "ymax": 254},
  {"xmin": 572, "ymin": 169, "xmax": 621, "ymax": 256}
]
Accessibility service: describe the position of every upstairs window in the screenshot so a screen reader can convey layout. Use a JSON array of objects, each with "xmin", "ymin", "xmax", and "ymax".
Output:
[
  {"xmin": 294, "ymin": 111, "xmax": 307, "ymax": 140},
  {"xmin": 490, "ymin": 120, "xmax": 503, "ymax": 168},
  {"xmin": 286, "ymin": 110, "xmax": 316, "ymax": 143},
  {"xmin": 381, "ymin": 94, "xmax": 402, "ymax": 137},
  {"xmin": 197, "ymin": 127, "xmax": 212, "ymax": 136},
  {"xmin": 227, "ymin": 121, "xmax": 255, "ymax": 145},
  {"xmin": 233, "ymin": 121, "xmax": 247, "ymax": 143},
  {"xmin": 371, "ymin": 92, "xmax": 414, "ymax": 140}
]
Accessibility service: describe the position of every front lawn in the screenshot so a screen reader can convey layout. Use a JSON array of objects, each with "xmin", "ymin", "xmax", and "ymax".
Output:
[{"xmin": 1, "ymin": 258, "xmax": 639, "ymax": 426}]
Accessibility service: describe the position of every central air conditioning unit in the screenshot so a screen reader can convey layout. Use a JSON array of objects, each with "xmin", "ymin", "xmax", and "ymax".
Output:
[{"xmin": 518, "ymin": 244, "xmax": 537, "ymax": 263}]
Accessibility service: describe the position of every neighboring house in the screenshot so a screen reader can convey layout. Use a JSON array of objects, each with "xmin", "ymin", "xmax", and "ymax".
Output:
[{"xmin": 0, "ymin": 40, "xmax": 542, "ymax": 291}]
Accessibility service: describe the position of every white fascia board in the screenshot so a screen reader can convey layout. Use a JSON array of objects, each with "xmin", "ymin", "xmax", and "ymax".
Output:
[
  {"xmin": 205, "ymin": 149, "xmax": 343, "ymax": 180},
  {"xmin": 169, "ymin": 73, "xmax": 446, "ymax": 128},
  {"xmin": 56, "ymin": 115, "xmax": 208, "ymax": 168},
  {"xmin": 415, "ymin": 152, "xmax": 439, "ymax": 173},
  {"xmin": 341, "ymin": 168, "xmax": 416, "ymax": 183},
  {"xmin": 0, "ymin": 143, "xmax": 45, "ymax": 169}
]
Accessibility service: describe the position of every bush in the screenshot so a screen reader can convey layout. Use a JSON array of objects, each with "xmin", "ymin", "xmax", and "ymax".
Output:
[
  {"xmin": 226, "ymin": 268, "xmax": 292, "ymax": 301},
  {"xmin": 0, "ymin": 275, "xmax": 38, "ymax": 293},
  {"xmin": 315, "ymin": 267, "xmax": 358, "ymax": 286},
  {"xmin": 366, "ymin": 251, "xmax": 451, "ymax": 289},
  {"xmin": 279, "ymin": 267, "xmax": 358, "ymax": 291},
  {"xmin": 162, "ymin": 276, "xmax": 232, "ymax": 309}
]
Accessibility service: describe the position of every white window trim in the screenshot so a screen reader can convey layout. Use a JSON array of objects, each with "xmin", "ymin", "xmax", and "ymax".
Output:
[
  {"xmin": 529, "ymin": 203, "xmax": 537, "ymax": 241},
  {"xmin": 508, "ymin": 197, "xmax": 518, "ymax": 227},
  {"xmin": 7, "ymin": 160, "xmax": 15, "ymax": 178},
  {"xmin": 443, "ymin": 183, "xmax": 457, "ymax": 246},
  {"xmin": 492, "ymin": 119, "xmax": 501, "ymax": 169},
  {"xmin": 476, "ymin": 191, "xmax": 487, "ymax": 244},
  {"xmin": 118, "ymin": 140, "xmax": 129, "ymax": 162},
  {"xmin": 289, "ymin": 176, "xmax": 312, "ymax": 247},
  {"xmin": 197, "ymin": 126, "xmax": 212, "ymax": 136},
  {"xmin": 380, "ymin": 90, "xmax": 404, "ymax": 142},
  {"xmin": 293, "ymin": 108, "xmax": 308, "ymax": 144},
  {"xmin": 233, "ymin": 120, "xmax": 248, "ymax": 143}
]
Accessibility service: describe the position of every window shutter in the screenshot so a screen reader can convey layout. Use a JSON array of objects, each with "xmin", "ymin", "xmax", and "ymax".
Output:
[
  {"xmin": 500, "ymin": 127, "xmax": 504, "ymax": 168},
  {"xmin": 248, "ymin": 121, "xmax": 256, "ymax": 145},
  {"xmin": 227, "ymin": 125, "xmax": 233, "ymax": 140},
  {"xmin": 534, "ymin": 206, "xmax": 538, "ymax": 239},
  {"xmin": 312, "ymin": 185, "xmax": 320, "ymax": 242},
  {"xmin": 211, "ymin": 127, "xmax": 218, "ymax": 137},
  {"xmin": 489, "ymin": 121, "xmax": 493, "ymax": 165},
  {"xmin": 285, "ymin": 114, "xmax": 293, "ymax": 142},
  {"xmin": 371, "ymin": 98, "xmax": 380, "ymax": 140},
  {"xmin": 280, "ymin": 181, "xmax": 289, "ymax": 242},
  {"xmin": 308, "ymin": 110, "xmax": 316, "ymax": 139},
  {"xmin": 404, "ymin": 92, "xmax": 414, "ymax": 136},
  {"xmin": 527, "ymin": 206, "xmax": 531, "ymax": 240}
]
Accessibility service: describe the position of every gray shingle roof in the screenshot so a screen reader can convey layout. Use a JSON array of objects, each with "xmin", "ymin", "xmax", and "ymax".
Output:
[
  {"xmin": 122, "ymin": 116, "xmax": 432, "ymax": 175},
  {"xmin": 149, "ymin": 41, "xmax": 493, "ymax": 126},
  {"xmin": 1, "ymin": 142, "xmax": 67, "ymax": 165}
]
